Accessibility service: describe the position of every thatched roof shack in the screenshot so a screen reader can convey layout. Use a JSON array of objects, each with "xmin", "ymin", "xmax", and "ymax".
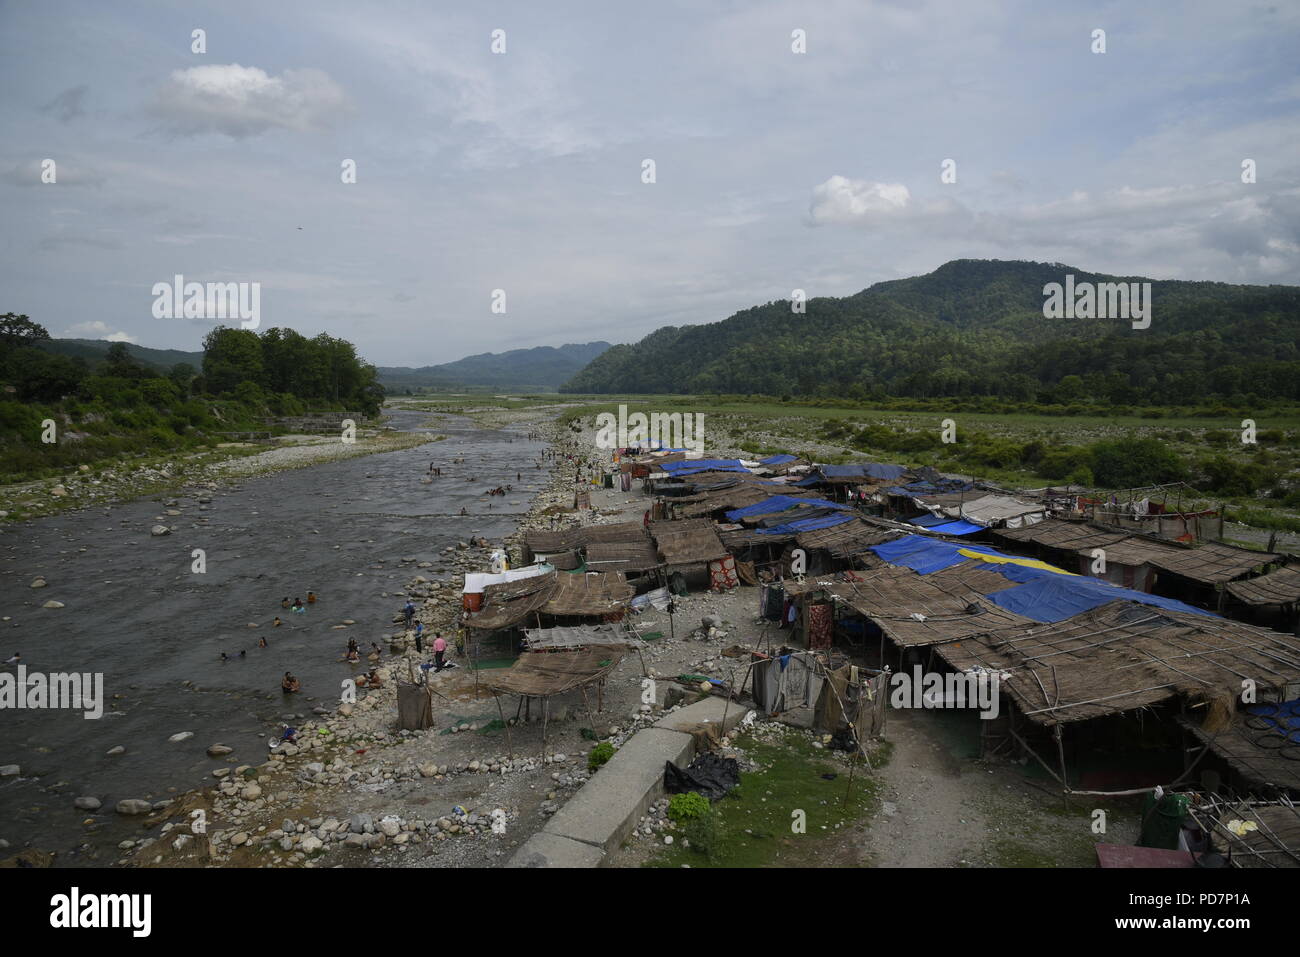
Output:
[
  {"xmin": 481, "ymin": 645, "xmax": 627, "ymax": 698},
  {"xmin": 584, "ymin": 541, "xmax": 663, "ymax": 575},
  {"xmin": 936, "ymin": 600, "xmax": 1300, "ymax": 727},
  {"xmin": 1226, "ymin": 565, "xmax": 1300, "ymax": 606},
  {"xmin": 1145, "ymin": 540, "xmax": 1281, "ymax": 585},
  {"xmin": 465, "ymin": 572, "xmax": 558, "ymax": 631},
  {"xmin": 1185, "ymin": 795, "xmax": 1300, "ymax": 867},
  {"xmin": 650, "ymin": 518, "xmax": 728, "ymax": 566},
  {"xmin": 994, "ymin": 518, "xmax": 1132, "ymax": 555},
  {"xmin": 1178, "ymin": 714, "xmax": 1300, "ymax": 794},
  {"xmin": 544, "ymin": 569, "xmax": 634, "ymax": 617},
  {"xmin": 465, "ymin": 570, "xmax": 633, "ymax": 630},
  {"xmin": 795, "ymin": 517, "xmax": 905, "ymax": 562},
  {"xmin": 789, "ymin": 562, "xmax": 1032, "ymax": 647},
  {"xmin": 521, "ymin": 521, "xmax": 650, "ymax": 562}
]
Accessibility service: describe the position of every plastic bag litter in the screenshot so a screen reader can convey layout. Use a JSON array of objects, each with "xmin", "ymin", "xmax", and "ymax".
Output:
[{"xmin": 663, "ymin": 752, "xmax": 740, "ymax": 800}]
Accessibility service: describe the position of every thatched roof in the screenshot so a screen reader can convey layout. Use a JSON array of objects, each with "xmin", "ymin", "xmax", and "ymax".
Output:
[
  {"xmin": 994, "ymin": 518, "xmax": 1280, "ymax": 584},
  {"xmin": 1140, "ymin": 540, "xmax": 1279, "ymax": 583},
  {"xmin": 1185, "ymin": 795, "xmax": 1300, "ymax": 867},
  {"xmin": 481, "ymin": 645, "xmax": 627, "ymax": 698},
  {"xmin": 584, "ymin": 540, "xmax": 663, "ymax": 573},
  {"xmin": 1178, "ymin": 715, "xmax": 1300, "ymax": 795},
  {"xmin": 466, "ymin": 569, "xmax": 633, "ymax": 629},
  {"xmin": 1226, "ymin": 565, "xmax": 1300, "ymax": 606},
  {"xmin": 937, "ymin": 600, "xmax": 1300, "ymax": 726},
  {"xmin": 523, "ymin": 521, "xmax": 650, "ymax": 554},
  {"xmin": 795, "ymin": 517, "xmax": 904, "ymax": 558},
  {"xmin": 678, "ymin": 484, "xmax": 775, "ymax": 518},
  {"xmin": 650, "ymin": 518, "xmax": 728, "ymax": 564},
  {"xmin": 780, "ymin": 562, "xmax": 1030, "ymax": 646},
  {"xmin": 466, "ymin": 572, "xmax": 558, "ymax": 630},
  {"xmin": 718, "ymin": 526, "xmax": 796, "ymax": 548},
  {"xmin": 544, "ymin": 570, "xmax": 634, "ymax": 616},
  {"xmin": 994, "ymin": 518, "xmax": 1132, "ymax": 553}
]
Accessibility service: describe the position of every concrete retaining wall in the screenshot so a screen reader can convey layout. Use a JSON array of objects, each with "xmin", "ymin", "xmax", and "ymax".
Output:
[{"xmin": 507, "ymin": 696, "xmax": 750, "ymax": 868}]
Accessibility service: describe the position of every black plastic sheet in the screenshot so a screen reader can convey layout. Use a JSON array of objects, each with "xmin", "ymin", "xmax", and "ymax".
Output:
[{"xmin": 664, "ymin": 752, "xmax": 740, "ymax": 800}]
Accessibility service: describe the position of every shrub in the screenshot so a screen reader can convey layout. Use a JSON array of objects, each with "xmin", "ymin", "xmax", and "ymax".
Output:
[
  {"xmin": 667, "ymin": 791, "xmax": 710, "ymax": 822},
  {"xmin": 587, "ymin": 742, "xmax": 615, "ymax": 770}
]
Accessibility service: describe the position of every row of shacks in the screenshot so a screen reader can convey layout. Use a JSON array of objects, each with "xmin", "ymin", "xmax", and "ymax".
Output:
[
  {"xmin": 456, "ymin": 446, "xmax": 1300, "ymax": 860},
  {"xmin": 632, "ymin": 450, "xmax": 1300, "ymax": 835}
]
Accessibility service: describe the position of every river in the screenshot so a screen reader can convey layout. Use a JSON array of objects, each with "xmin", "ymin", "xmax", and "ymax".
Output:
[{"xmin": 0, "ymin": 408, "xmax": 547, "ymax": 864}]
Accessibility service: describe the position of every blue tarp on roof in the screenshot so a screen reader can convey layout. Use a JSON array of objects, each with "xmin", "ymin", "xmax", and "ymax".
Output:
[
  {"xmin": 815, "ymin": 463, "xmax": 910, "ymax": 481},
  {"xmin": 657, "ymin": 458, "xmax": 750, "ymax": 477},
  {"xmin": 987, "ymin": 574, "xmax": 1214, "ymax": 623},
  {"xmin": 907, "ymin": 514, "xmax": 983, "ymax": 535},
  {"xmin": 725, "ymin": 495, "xmax": 851, "ymax": 522},
  {"xmin": 908, "ymin": 514, "xmax": 949, "ymax": 528},
  {"xmin": 927, "ymin": 520, "xmax": 984, "ymax": 536},
  {"xmin": 760, "ymin": 454, "xmax": 797, "ymax": 466},
  {"xmin": 755, "ymin": 513, "xmax": 857, "ymax": 535},
  {"xmin": 869, "ymin": 535, "xmax": 1004, "ymax": 574}
]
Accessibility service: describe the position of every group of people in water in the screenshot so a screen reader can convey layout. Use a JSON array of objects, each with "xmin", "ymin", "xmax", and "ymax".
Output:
[{"xmin": 281, "ymin": 592, "xmax": 316, "ymax": 614}]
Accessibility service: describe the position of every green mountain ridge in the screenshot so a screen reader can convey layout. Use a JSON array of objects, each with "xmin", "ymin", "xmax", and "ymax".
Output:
[
  {"xmin": 377, "ymin": 341, "xmax": 612, "ymax": 392},
  {"xmin": 560, "ymin": 259, "xmax": 1300, "ymax": 403}
]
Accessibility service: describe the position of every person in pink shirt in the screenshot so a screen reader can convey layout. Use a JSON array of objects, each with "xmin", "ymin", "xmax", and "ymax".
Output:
[{"xmin": 432, "ymin": 634, "xmax": 448, "ymax": 672}]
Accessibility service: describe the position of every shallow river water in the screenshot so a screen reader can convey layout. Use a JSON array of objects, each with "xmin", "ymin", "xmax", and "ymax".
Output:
[{"xmin": 0, "ymin": 408, "xmax": 546, "ymax": 864}]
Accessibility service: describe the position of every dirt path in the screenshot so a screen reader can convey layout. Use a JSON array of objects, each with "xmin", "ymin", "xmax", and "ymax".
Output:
[{"xmin": 856, "ymin": 708, "xmax": 990, "ymax": 866}]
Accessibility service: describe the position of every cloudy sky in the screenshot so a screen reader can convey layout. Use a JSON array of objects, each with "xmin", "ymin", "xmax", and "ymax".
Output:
[{"xmin": 2, "ymin": 1, "xmax": 1297, "ymax": 366}]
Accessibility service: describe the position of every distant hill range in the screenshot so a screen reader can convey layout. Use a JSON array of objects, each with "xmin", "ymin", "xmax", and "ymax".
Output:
[
  {"xmin": 36, "ymin": 337, "xmax": 614, "ymax": 394},
  {"xmin": 37, "ymin": 338, "xmax": 204, "ymax": 371},
  {"xmin": 378, "ymin": 341, "xmax": 612, "ymax": 393},
  {"xmin": 560, "ymin": 259, "xmax": 1300, "ymax": 403}
]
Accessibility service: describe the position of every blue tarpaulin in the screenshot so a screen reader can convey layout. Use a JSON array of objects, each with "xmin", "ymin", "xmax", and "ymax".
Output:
[
  {"xmin": 755, "ymin": 513, "xmax": 857, "ymax": 535},
  {"xmin": 927, "ymin": 520, "xmax": 984, "ymax": 536},
  {"xmin": 760, "ymin": 454, "xmax": 798, "ymax": 466},
  {"xmin": 987, "ymin": 574, "xmax": 1214, "ymax": 623},
  {"xmin": 725, "ymin": 495, "xmax": 851, "ymax": 522},
  {"xmin": 657, "ymin": 458, "xmax": 750, "ymax": 477},
  {"xmin": 907, "ymin": 514, "xmax": 949, "ymax": 527},
  {"xmin": 869, "ymin": 535, "xmax": 1005, "ymax": 574}
]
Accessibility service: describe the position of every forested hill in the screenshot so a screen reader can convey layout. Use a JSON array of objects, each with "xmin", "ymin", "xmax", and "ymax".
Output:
[
  {"xmin": 378, "ymin": 341, "xmax": 610, "ymax": 392},
  {"xmin": 560, "ymin": 260, "xmax": 1300, "ymax": 404}
]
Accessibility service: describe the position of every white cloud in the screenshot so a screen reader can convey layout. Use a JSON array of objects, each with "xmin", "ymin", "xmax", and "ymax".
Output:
[
  {"xmin": 59, "ymin": 321, "xmax": 137, "ymax": 343},
  {"xmin": 808, "ymin": 176, "xmax": 911, "ymax": 225},
  {"xmin": 150, "ymin": 64, "xmax": 349, "ymax": 138}
]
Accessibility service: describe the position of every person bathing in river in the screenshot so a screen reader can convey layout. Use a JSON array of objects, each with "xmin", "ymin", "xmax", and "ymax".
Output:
[
  {"xmin": 281, "ymin": 672, "xmax": 300, "ymax": 693},
  {"xmin": 258, "ymin": 636, "xmax": 268, "ymax": 648},
  {"xmin": 3, "ymin": 652, "xmax": 19, "ymax": 665},
  {"xmin": 281, "ymin": 597, "xmax": 290, "ymax": 609},
  {"xmin": 273, "ymin": 616, "xmax": 283, "ymax": 627},
  {"xmin": 307, "ymin": 591, "xmax": 317, "ymax": 604},
  {"xmin": 291, "ymin": 597, "xmax": 305, "ymax": 613}
]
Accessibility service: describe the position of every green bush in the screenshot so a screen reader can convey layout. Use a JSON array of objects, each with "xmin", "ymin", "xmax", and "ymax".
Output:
[
  {"xmin": 667, "ymin": 791, "xmax": 711, "ymax": 822},
  {"xmin": 588, "ymin": 742, "xmax": 615, "ymax": 770}
]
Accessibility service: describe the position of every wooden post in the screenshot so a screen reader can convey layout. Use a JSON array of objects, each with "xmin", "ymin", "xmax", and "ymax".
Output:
[
  {"xmin": 495, "ymin": 693, "xmax": 513, "ymax": 758},
  {"xmin": 1055, "ymin": 724, "xmax": 1070, "ymax": 809}
]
